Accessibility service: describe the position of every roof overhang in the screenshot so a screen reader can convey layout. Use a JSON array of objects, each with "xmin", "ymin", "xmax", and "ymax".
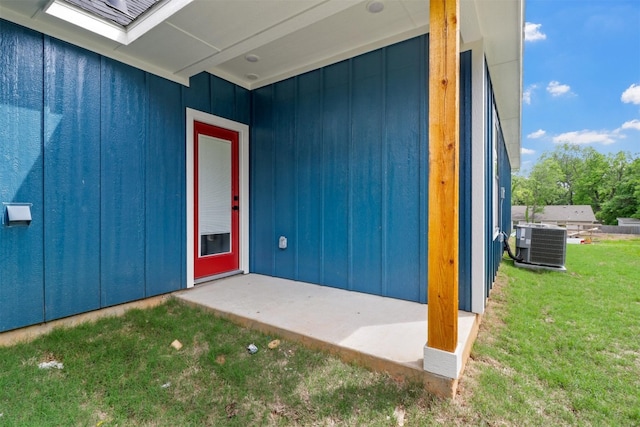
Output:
[
  {"xmin": 0, "ymin": 0, "xmax": 522, "ymax": 168},
  {"xmin": 481, "ymin": 0, "xmax": 524, "ymax": 170}
]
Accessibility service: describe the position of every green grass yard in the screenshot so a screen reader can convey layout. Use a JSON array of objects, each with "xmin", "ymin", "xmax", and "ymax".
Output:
[
  {"xmin": 0, "ymin": 237, "xmax": 638, "ymax": 425},
  {"xmin": 468, "ymin": 237, "xmax": 640, "ymax": 425}
]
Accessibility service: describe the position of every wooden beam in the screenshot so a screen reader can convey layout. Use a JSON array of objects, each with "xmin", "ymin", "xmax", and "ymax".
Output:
[{"xmin": 427, "ymin": 0, "xmax": 460, "ymax": 353}]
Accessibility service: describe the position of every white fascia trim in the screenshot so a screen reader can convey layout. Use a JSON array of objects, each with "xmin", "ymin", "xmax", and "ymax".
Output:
[
  {"xmin": 127, "ymin": 0, "xmax": 194, "ymax": 43},
  {"xmin": 5, "ymin": 5, "xmax": 188, "ymax": 86},
  {"xmin": 44, "ymin": 0, "xmax": 128, "ymax": 44},
  {"xmin": 185, "ymin": 108, "xmax": 250, "ymax": 288},
  {"xmin": 44, "ymin": 0, "xmax": 194, "ymax": 45},
  {"xmin": 465, "ymin": 39, "xmax": 487, "ymax": 315}
]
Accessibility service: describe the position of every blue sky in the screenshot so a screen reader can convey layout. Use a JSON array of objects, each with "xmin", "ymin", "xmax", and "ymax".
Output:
[{"xmin": 520, "ymin": 0, "xmax": 640, "ymax": 173}]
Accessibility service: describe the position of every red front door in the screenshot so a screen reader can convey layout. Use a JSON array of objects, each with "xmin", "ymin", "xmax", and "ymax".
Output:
[{"xmin": 194, "ymin": 121, "xmax": 239, "ymax": 278}]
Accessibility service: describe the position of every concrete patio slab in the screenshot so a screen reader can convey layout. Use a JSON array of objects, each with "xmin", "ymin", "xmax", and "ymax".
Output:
[{"xmin": 174, "ymin": 273, "xmax": 480, "ymax": 398}]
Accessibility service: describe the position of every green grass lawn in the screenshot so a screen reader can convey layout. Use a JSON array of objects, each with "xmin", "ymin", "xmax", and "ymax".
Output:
[
  {"xmin": 468, "ymin": 237, "xmax": 640, "ymax": 426},
  {"xmin": 0, "ymin": 300, "xmax": 435, "ymax": 426},
  {"xmin": 0, "ymin": 238, "xmax": 638, "ymax": 426}
]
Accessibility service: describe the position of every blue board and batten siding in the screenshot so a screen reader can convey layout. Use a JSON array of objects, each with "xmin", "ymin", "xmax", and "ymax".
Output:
[
  {"xmin": 484, "ymin": 65, "xmax": 512, "ymax": 297},
  {"xmin": 44, "ymin": 38, "xmax": 101, "ymax": 319},
  {"xmin": 0, "ymin": 19, "xmax": 248, "ymax": 332},
  {"xmin": 250, "ymin": 35, "xmax": 474, "ymax": 309},
  {"xmin": 485, "ymin": 69, "xmax": 495, "ymax": 295},
  {"xmin": 1, "ymin": 17, "xmax": 505, "ymax": 332},
  {"xmin": 0, "ymin": 23, "xmax": 45, "ymax": 331},
  {"xmin": 458, "ymin": 51, "xmax": 473, "ymax": 311}
]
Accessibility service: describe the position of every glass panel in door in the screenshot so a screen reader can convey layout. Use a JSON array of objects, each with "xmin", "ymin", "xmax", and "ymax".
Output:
[
  {"xmin": 198, "ymin": 135, "xmax": 231, "ymax": 256},
  {"xmin": 193, "ymin": 121, "xmax": 239, "ymax": 279}
]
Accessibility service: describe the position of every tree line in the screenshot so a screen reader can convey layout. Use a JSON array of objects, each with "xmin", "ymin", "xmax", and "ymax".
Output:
[{"xmin": 512, "ymin": 144, "xmax": 640, "ymax": 225}]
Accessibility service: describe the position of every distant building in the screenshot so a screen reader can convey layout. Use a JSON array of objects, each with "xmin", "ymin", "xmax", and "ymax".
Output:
[
  {"xmin": 512, "ymin": 205, "xmax": 598, "ymax": 227},
  {"xmin": 617, "ymin": 218, "xmax": 640, "ymax": 226}
]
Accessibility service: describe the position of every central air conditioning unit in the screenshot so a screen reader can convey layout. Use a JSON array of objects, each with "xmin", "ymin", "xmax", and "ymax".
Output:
[{"xmin": 515, "ymin": 223, "xmax": 567, "ymax": 271}]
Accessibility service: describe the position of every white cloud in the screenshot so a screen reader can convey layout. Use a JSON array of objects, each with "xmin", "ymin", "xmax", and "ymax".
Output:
[
  {"xmin": 553, "ymin": 120, "xmax": 639, "ymax": 146},
  {"xmin": 552, "ymin": 130, "xmax": 617, "ymax": 145},
  {"xmin": 621, "ymin": 84, "xmax": 640, "ymax": 104},
  {"xmin": 547, "ymin": 81, "xmax": 572, "ymax": 97},
  {"xmin": 521, "ymin": 147, "xmax": 535, "ymax": 155},
  {"xmin": 523, "ymin": 84, "xmax": 538, "ymax": 105},
  {"xmin": 621, "ymin": 119, "xmax": 640, "ymax": 131},
  {"xmin": 527, "ymin": 129, "xmax": 546, "ymax": 139},
  {"xmin": 524, "ymin": 22, "xmax": 547, "ymax": 42}
]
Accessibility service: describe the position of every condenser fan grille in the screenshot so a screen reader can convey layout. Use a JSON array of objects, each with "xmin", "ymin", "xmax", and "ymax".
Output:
[{"xmin": 528, "ymin": 227, "xmax": 566, "ymax": 266}]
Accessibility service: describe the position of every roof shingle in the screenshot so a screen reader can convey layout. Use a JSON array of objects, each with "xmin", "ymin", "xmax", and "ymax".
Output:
[
  {"xmin": 65, "ymin": 0, "xmax": 161, "ymax": 26},
  {"xmin": 512, "ymin": 205, "xmax": 597, "ymax": 223}
]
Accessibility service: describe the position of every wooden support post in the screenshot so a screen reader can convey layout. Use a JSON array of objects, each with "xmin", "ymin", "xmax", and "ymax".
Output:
[{"xmin": 427, "ymin": 0, "xmax": 460, "ymax": 353}]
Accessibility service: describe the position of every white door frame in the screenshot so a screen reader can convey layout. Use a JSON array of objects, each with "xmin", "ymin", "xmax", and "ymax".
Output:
[{"xmin": 186, "ymin": 108, "xmax": 249, "ymax": 287}]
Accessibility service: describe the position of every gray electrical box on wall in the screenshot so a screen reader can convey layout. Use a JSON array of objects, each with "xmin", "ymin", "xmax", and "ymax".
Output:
[{"xmin": 4, "ymin": 203, "xmax": 32, "ymax": 227}]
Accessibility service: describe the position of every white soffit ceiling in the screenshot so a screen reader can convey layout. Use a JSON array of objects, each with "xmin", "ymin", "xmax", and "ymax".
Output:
[
  {"xmin": 0, "ymin": 0, "xmax": 522, "ymax": 166},
  {"xmin": 0, "ymin": 0, "xmax": 431, "ymax": 88},
  {"xmin": 475, "ymin": 0, "xmax": 524, "ymax": 169},
  {"xmin": 214, "ymin": 0, "xmax": 429, "ymax": 89}
]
